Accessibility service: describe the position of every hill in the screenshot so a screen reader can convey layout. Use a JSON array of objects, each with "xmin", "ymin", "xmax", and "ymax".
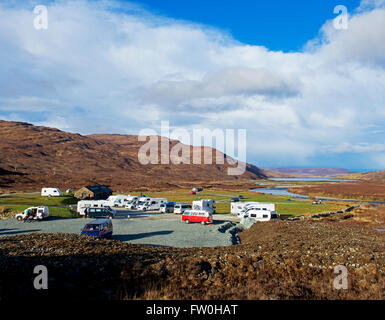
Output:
[
  {"xmin": 0, "ymin": 120, "xmax": 265, "ymax": 191},
  {"xmin": 263, "ymin": 167, "xmax": 354, "ymax": 178},
  {"xmin": 336, "ymin": 170, "xmax": 385, "ymax": 182}
]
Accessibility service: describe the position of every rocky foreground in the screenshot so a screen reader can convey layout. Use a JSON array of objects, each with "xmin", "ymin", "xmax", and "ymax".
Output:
[{"xmin": 0, "ymin": 219, "xmax": 384, "ymax": 300}]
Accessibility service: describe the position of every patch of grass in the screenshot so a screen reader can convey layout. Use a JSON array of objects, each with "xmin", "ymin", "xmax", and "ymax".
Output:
[{"xmin": 0, "ymin": 193, "xmax": 77, "ymax": 206}]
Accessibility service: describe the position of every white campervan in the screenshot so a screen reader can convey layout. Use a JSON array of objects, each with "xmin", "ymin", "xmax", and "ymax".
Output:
[
  {"xmin": 77, "ymin": 200, "xmax": 115, "ymax": 216},
  {"xmin": 192, "ymin": 199, "xmax": 216, "ymax": 214},
  {"xmin": 41, "ymin": 188, "xmax": 62, "ymax": 197},
  {"xmin": 137, "ymin": 198, "xmax": 167, "ymax": 211}
]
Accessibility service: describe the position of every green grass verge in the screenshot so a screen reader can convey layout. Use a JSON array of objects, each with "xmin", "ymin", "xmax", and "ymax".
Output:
[
  {"xmin": 0, "ymin": 193, "xmax": 77, "ymax": 206},
  {"xmin": 0, "ymin": 189, "xmax": 347, "ymax": 218},
  {"xmin": 140, "ymin": 189, "xmax": 347, "ymax": 216}
]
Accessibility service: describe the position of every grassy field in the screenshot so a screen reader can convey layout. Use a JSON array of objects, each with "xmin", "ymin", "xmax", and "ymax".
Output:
[
  {"xmin": 0, "ymin": 193, "xmax": 77, "ymax": 218},
  {"xmin": 0, "ymin": 188, "xmax": 347, "ymax": 218},
  {"xmin": 143, "ymin": 189, "xmax": 347, "ymax": 216}
]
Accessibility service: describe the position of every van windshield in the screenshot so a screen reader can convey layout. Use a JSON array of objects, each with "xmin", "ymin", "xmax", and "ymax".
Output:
[{"xmin": 84, "ymin": 224, "xmax": 100, "ymax": 231}]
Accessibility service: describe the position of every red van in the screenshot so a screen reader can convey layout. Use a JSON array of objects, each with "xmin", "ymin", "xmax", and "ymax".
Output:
[{"xmin": 181, "ymin": 210, "xmax": 213, "ymax": 225}]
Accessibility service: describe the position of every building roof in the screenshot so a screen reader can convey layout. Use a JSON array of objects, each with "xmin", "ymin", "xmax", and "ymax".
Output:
[{"xmin": 84, "ymin": 185, "xmax": 112, "ymax": 193}]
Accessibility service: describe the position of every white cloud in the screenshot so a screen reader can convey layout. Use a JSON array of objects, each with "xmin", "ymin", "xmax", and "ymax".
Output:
[
  {"xmin": 0, "ymin": 0, "xmax": 385, "ymax": 169},
  {"xmin": 330, "ymin": 143, "xmax": 385, "ymax": 153}
]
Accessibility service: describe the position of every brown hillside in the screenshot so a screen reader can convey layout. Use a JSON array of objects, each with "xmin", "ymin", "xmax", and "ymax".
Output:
[
  {"xmin": 338, "ymin": 170, "xmax": 385, "ymax": 182},
  {"xmin": 0, "ymin": 120, "xmax": 265, "ymax": 191},
  {"xmin": 263, "ymin": 167, "xmax": 353, "ymax": 178}
]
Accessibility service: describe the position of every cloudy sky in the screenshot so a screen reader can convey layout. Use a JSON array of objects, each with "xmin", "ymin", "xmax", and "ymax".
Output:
[{"xmin": 0, "ymin": 0, "xmax": 385, "ymax": 170}]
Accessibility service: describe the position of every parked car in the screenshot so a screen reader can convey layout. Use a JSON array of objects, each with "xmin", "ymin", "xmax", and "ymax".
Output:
[
  {"xmin": 15, "ymin": 206, "xmax": 49, "ymax": 221},
  {"xmin": 182, "ymin": 210, "xmax": 213, "ymax": 225},
  {"xmin": 238, "ymin": 195, "xmax": 244, "ymax": 199},
  {"xmin": 160, "ymin": 202, "xmax": 176, "ymax": 213},
  {"xmin": 81, "ymin": 219, "xmax": 113, "ymax": 239},
  {"xmin": 174, "ymin": 204, "xmax": 192, "ymax": 214},
  {"xmin": 84, "ymin": 207, "xmax": 115, "ymax": 219},
  {"xmin": 230, "ymin": 197, "xmax": 240, "ymax": 203}
]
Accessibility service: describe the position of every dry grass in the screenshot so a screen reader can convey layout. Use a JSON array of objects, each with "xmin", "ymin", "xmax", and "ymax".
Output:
[
  {"xmin": 1, "ymin": 218, "xmax": 384, "ymax": 300},
  {"xmin": 0, "ymin": 206, "xmax": 13, "ymax": 219},
  {"xmin": 288, "ymin": 182, "xmax": 385, "ymax": 201}
]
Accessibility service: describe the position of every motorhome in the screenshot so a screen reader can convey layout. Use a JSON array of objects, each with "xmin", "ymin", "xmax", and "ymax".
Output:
[
  {"xmin": 124, "ymin": 196, "xmax": 140, "ymax": 209},
  {"xmin": 134, "ymin": 197, "xmax": 152, "ymax": 210},
  {"xmin": 106, "ymin": 195, "xmax": 130, "ymax": 208},
  {"xmin": 231, "ymin": 202, "xmax": 272, "ymax": 215},
  {"xmin": 41, "ymin": 188, "xmax": 62, "ymax": 197},
  {"xmin": 192, "ymin": 199, "xmax": 216, "ymax": 214},
  {"xmin": 235, "ymin": 203, "xmax": 277, "ymax": 218},
  {"xmin": 77, "ymin": 200, "xmax": 115, "ymax": 216},
  {"xmin": 137, "ymin": 198, "xmax": 168, "ymax": 211},
  {"xmin": 245, "ymin": 209, "xmax": 279, "ymax": 222}
]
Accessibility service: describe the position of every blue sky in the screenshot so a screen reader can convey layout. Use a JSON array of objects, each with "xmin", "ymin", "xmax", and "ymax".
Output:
[
  {"xmin": 0, "ymin": 0, "xmax": 385, "ymax": 171},
  {"xmin": 134, "ymin": 0, "xmax": 362, "ymax": 51}
]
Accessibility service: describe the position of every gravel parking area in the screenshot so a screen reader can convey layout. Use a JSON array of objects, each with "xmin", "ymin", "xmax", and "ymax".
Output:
[{"xmin": 0, "ymin": 209, "xmax": 239, "ymax": 247}]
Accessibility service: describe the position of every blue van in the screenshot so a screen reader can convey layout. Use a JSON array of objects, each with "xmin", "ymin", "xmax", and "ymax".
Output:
[{"xmin": 81, "ymin": 219, "xmax": 113, "ymax": 239}]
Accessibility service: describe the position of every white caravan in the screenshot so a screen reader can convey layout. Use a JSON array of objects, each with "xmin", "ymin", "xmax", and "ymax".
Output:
[
  {"xmin": 41, "ymin": 188, "xmax": 62, "ymax": 197},
  {"xmin": 231, "ymin": 202, "xmax": 259, "ymax": 215},
  {"xmin": 245, "ymin": 208, "xmax": 279, "ymax": 222},
  {"xmin": 77, "ymin": 200, "xmax": 115, "ymax": 216},
  {"xmin": 137, "ymin": 198, "xmax": 168, "ymax": 211},
  {"xmin": 230, "ymin": 202, "xmax": 275, "ymax": 215},
  {"xmin": 192, "ymin": 199, "xmax": 216, "ymax": 214}
]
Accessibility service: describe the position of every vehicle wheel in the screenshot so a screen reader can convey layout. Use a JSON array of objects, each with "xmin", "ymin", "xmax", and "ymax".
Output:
[
  {"xmin": 201, "ymin": 221, "xmax": 206, "ymax": 225},
  {"xmin": 17, "ymin": 216, "xmax": 22, "ymax": 221},
  {"xmin": 185, "ymin": 219, "xmax": 190, "ymax": 224}
]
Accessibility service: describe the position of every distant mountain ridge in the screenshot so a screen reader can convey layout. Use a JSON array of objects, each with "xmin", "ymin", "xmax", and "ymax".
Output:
[
  {"xmin": 0, "ymin": 120, "xmax": 266, "ymax": 191},
  {"xmin": 262, "ymin": 167, "xmax": 354, "ymax": 178}
]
